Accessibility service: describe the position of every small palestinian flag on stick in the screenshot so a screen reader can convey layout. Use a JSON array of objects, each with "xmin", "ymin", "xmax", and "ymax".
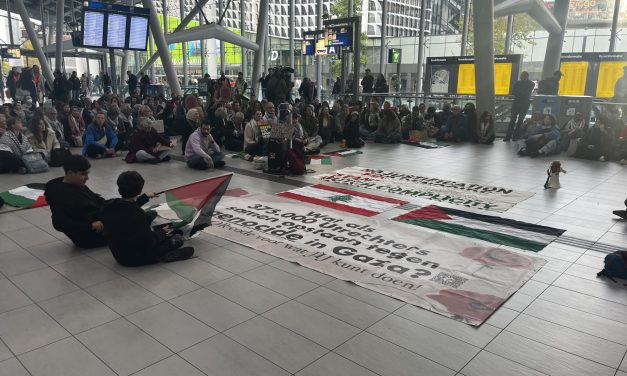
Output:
[
  {"xmin": 0, "ymin": 183, "xmax": 48, "ymax": 209},
  {"xmin": 152, "ymin": 174, "xmax": 232, "ymax": 238}
]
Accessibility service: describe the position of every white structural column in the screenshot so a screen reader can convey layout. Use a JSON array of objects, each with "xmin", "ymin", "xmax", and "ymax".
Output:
[
  {"xmin": 416, "ymin": 0, "xmax": 427, "ymax": 93},
  {"xmin": 180, "ymin": 0, "xmax": 188, "ymax": 86},
  {"xmin": 14, "ymin": 0, "xmax": 54, "ymax": 83},
  {"xmin": 288, "ymin": 0, "xmax": 294, "ymax": 79},
  {"xmin": 541, "ymin": 0, "xmax": 569, "ymax": 78},
  {"xmin": 219, "ymin": 0, "xmax": 226, "ymax": 73},
  {"xmin": 316, "ymin": 0, "xmax": 323, "ymax": 99},
  {"xmin": 55, "ymin": 0, "xmax": 64, "ymax": 71},
  {"xmin": 460, "ymin": 0, "xmax": 470, "ymax": 56},
  {"xmin": 200, "ymin": 14, "xmax": 206, "ymax": 74},
  {"xmin": 142, "ymin": 0, "xmax": 182, "ymax": 96},
  {"xmin": 379, "ymin": 0, "xmax": 387, "ymax": 77},
  {"xmin": 241, "ymin": 0, "xmax": 247, "ymax": 78},
  {"xmin": 504, "ymin": 15, "xmax": 514, "ymax": 54},
  {"xmin": 251, "ymin": 0, "xmax": 269, "ymax": 97},
  {"xmin": 473, "ymin": 0, "xmax": 495, "ymax": 117},
  {"xmin": 609, "ymin": 0, "xmax": 621, "ymax": 52}
]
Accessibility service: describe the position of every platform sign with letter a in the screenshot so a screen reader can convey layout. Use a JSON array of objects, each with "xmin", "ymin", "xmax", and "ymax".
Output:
[{"xmin": 1, "ymin": 48, "xmax": 21, "ymax": 59}]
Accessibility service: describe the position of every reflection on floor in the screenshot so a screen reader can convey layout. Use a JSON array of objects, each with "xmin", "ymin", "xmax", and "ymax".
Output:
[{"xmin": 1, "ymin": 140, "xmax": 627, "ymax": 376}]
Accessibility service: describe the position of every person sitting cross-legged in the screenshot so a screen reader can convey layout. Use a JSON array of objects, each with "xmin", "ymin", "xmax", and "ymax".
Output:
[
  {"xmin": 518, "ymin": 114, "xmax": 561, "ymax": 157},
  {"xmin": 185, "ymin": 120, "xmax": 226, "ymax": 170},
  {"xmin": 44, "ymin": 155, "xmax": 107, "ymax": 248},
  {"xmin": 100, "ymin": 171, "xmax": 194, "ymax": 267},
  {"xmin": 82, "ymin": 110, "xmax": 119, "ymax": 158},
  {"xmin": 125, "ymin": 118, "xmax": 174, "ymax": 164}
]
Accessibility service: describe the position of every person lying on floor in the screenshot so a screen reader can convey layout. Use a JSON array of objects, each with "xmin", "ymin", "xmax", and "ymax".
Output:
[
  {"xmin": 100, "ymin": 171, "xmax": 194, "ymax": 266},
  {"xmin": 44, "ymin": 155, "xmax": 107, "ymax": 248}
]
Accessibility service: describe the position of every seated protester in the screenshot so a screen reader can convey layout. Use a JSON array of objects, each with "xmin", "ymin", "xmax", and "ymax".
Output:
[
  {"xmin": 424, "ymin": 106, "xmax": 442, "ymax": 136},
  {"xmin": 0, "ymin": 114, "xmax": 5, "ymax": 137},
  {"xmin": 217, "ymin": 107, "xmax": 243, "ymax": 151},
  {"xmin": 375, "ymin": 109, "xmax": 401, "ymax": 144},
  {"xmin": 614, "ymin": 122, "xmax": 627, "ymax": 164},
  {"xmin": 82, "ymin": 110, "xmax": 119, "ymax": 158},
  {"xmin": 463, "ymin": 102, "xmax": 477, "ymax": 141},
  {"xmin": 299, "ymin": 105, "xmax": 323, "ymax": 151},
  {"xmin": 401, "ymin": 106, "xmax": 425, "ymax": 140},
  {"xmin": 318, "ymin": 105, "xmax": 336, "ymax": 146},
  {"xmin": 335, "ymin": 104, "xmax": 351, "ymax": 139},
  {"xmin": 101, "ymin": 171, "xmax": 194, "ymax": 267},
  {"xmin": 0, "ymin": 117, "xmax": 30, "ymax": 174},
  {"xmin": 125, "ymin": 118, "xmax": 174, "ymax": 164},
  {"xmin": 26, "ymin": 116, "xmax": 61, "ymax": 164},
  {"xmin": 513, "ymin": 112, "xmax": 542, "ymax": 141},
  {"xmin": 360, "ymin": 102, "xmax": 379, "ymax": 140},
  {"xmin": 573, "ymin": 116, "xmax": 613, "ymax": 162},
  {"xmin": 559, "ymin": 112, "xmax": 587, "ymax": 151},
  {"xmin": 66, "ymin": 106, "xmax": 86, "ymax": 147},
  {"xmin": 475, "ymin": 111, "xmax": 495, "ymax": 144},
  {"xmin": 244, "ymin": 110, "xmax": 268, "ymax": 157},
  {"xmin": 185, "ymin": 120, "xmax": 226, "ymax": 169},
  {"xmin": 180, "ymin": 107, "xmax": 201, "ymax": 155},
  {"xmin": 44, "ymin": 155, "xmax": 107, "ymax": 248},
  {"xmin": 518, "ymin": 114, "xmax": 560, "ymax": 157},
  {"xmin": 342, "ymin": 111, "xmax": 365, "ymax": 148},
  {"xmin": 439, "ymin": 103, "xmax": 453, "ymax": 124},
  {"xmin": 262, "ymin": 102, "xmax": 277, "ymax": 126},
  {"xmin": 398, "ymin": 104, "xmax": 411, "ymax": 120},
  {"xmin": 44, "ymin": 107, "xmax": 70, "ymax": 149},
  {"xmin": 435, "ymin": 105, "xmax": 468, "ymax": 142},
  {"xmin": 106, "ymin": 105, "xmax": 129, "ymax": 151},
  {"xmin": 230, "ymin": 112, "xmax": 246, "ymax": 148}
]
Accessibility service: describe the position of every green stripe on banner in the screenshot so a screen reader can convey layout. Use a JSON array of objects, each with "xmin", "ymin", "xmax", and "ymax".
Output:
[
  {"xmin": 397, "ymin": 218, "xmax": 547, "ymax": 252},
  {"xmin": 165, "ymin": 191, "xmax": 196, "ymax": 228},
  {"xmin": 0, "ymin": 191, "xmax": 35, "ymax": 208}
]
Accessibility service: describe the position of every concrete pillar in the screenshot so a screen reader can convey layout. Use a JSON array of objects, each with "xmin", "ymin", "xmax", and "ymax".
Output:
[
  {"xmin": 504, "ymin": 15, "xmax": 514, "ymax": 54},
  {"xmin": 416, "ymin": 0, "xmax": 427, "ymax": 93},
  {"xmin": 473, "ymin": 0, "xmax": 495, "ymax": 116},
  {"xmin": 121, "ymin": 52, "xmax": 129, "ymax": 94},
  {"xmin": 218, "ymin": 0, "xmax": 226, "ymax": 73},
  {"xmin": 149, "ymin": 34, "xmax": 156, "ymax": 79},
  {"xmin": 14, "ymin": 0, "xmax": 54, "ymax": 84},
  {"xmin": 241, "ymin": 0, "xmax": 247, "ymax": 78},
  {"xmin": 142, "ymin": 0, "xmax": 182, "ymax": 96},
  {"xmin": 55, "ymin": 0, "xmax": 64, "ymax": 72},
  {"xmin": 460, "ymin": 0, "xmax": 470, "ymax": 56},
  {"xmin": 251, "ymin": 0, "xmax": 269, "ymax": 98},
  {"xmin": 288, "ymin": 0, "xmax": 294, "ymax": 80},
  {"xmin": 610, "ymin": 0, "xmax": 621, "ymax": 52},
  {"xmin": 180, "ymin": 0, "xmax": 188, "ymax": 86},
  {"xmin": 541, "ymin": 0, "xmax": 569, "ymax": 78},
  {"xmin": 134, "ymin": 51, "xmax": 140, "ymax": 73},
  {"xmin": 109, "ymin": 50, "xmax": 118, "ymax": 94},
  {"xmin": 316, "ymin": 0, "xmax": 323, "ymax": 100},
  {"xmin": 200, "ymin": 14, "xmax": 207, "ymax": 75},
  {"xmin": 352, "ymin": 18, "xmax": 360, "ymax": 99},
  {"xmin": 379, "ymin": 0, "xmax": 387, "ymax": 77}
]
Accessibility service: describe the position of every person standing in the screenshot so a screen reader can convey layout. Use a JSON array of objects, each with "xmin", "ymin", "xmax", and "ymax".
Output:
[
  {"xmin": 69, "ymin": 71, "xmax": 81, "ymax": 101},
  {"xmin": 234, "ymin": 71, "xmax": 248, "ymax": 100},
  {"xmin": 126, "ymin": 71, "xmax": 138, "ymax": 97},
  {"xmin": 361, "ymin": 69, "xmax": 374, "ymax": 94},
  {"xmin": 102, "ymin": 72, "xmax": 112, "ymax": 93},
  {"xmin": 538, "ymin": 70, "xmax": 562, "ymax": 95},
  {"xmin": 140, "ymin": 72, "xmax": 150, "ymax": 98},
  {"xmin": 504, "ymin": 71, "xmax": 535, "ymax": 141}
]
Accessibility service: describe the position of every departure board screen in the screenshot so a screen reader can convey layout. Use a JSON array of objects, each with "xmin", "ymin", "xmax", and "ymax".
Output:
[
  {"xmin": 106, "ymin": 13, "xmax": 127, "ymax": 48},
  {"xmin": 128, "ymin": 16, "xmax": 149, "ymax": 50},
  {"xmin": 558, "ymin": 61, "xmax": 589, "ymax": 96},
  {"xmin": 83, "ymin": 11, "xmax": 105, "ymax": 47},
  {"xmin": 596, "ymin": 61, "xmax": 627, "ymax": 98}
]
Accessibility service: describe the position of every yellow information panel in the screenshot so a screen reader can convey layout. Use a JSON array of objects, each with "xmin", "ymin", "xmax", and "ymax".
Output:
[
  {"xmin": 457, "ymin": 64, "xmax": 476, "ymax": 94},
  {"xmin": 494, "ymin": 63, "xmax": 513, "ymax": 95},
  {"xmin": 456, "ymin": 63, "xmax": 513, "ymax": 95},
  {"xmin": 558, "ymin": 61, "xmax": 589, "ymax": 96},
  {"xmin": 596, "ymin": 61, "xmax": 627, "ymax": 98}
]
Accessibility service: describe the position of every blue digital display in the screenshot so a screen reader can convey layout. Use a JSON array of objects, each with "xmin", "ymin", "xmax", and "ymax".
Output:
[{"xmin": 302, "ymin": 39, "xmax": 315, "ymax": 56}]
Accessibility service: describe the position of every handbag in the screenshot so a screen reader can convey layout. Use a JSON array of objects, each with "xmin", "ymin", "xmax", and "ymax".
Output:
[{"xmin": 21, "ymin": 152, "xmax": 49, "ymax": 173}]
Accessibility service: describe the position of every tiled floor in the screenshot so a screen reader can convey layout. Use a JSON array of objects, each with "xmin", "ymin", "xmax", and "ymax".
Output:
[{"xmin": 1, "ymin": 140, "xmax": 626, "ymax": 376}]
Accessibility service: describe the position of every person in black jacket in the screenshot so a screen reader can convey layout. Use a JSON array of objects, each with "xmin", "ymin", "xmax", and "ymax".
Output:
[
  {"xmin": 504, "ymin": 71, "xmax": 536, "ymax": 141},
  {"xmin": 126, "ymin": 71, "xmax": 138, "ymax": 97},
  {"xmin": 140, "ymin": 73, "xmax": 150, "ymax": 98},
  {"xmin": 69, "ymin": 71, "xmax": 81, "ymax": 101},
  {"xmin": 44, "ymin": 155, "xmax": 107, "ymax": 248},
  {"xmin": 538, "ymin": 70, "xmax": 562, "ymax": 95},
  {"xmin": 101, "ymin": 171, "xmax": 194, "ymax": 266}
]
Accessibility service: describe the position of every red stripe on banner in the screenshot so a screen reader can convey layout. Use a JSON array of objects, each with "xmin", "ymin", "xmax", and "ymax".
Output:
[
  {"xmin": 278, "ymin": 192, "xmax": 380, "ymax": 217},
  {"xmin": 394, "ymin": 205, "xmax": 452, "ymax": 221},
  {"xmin": 310, "ymin": 184, "xmax": 408, "ymax": 205},
  {"xmin": 31, "ymin": 195, "xmax": 48, "ymax": 208}
]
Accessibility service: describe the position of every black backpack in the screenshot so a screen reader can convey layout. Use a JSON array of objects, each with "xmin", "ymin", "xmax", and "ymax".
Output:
[{"xmin": 597, "ymin": 251, "xmax": 627, "ymax": 283}]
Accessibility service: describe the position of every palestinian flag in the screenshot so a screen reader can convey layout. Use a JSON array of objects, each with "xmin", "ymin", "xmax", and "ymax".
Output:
[
  {"xmin": 277, "ymin": 184, "xmax": 407, "ymax": 217},
  {"xmin": 308, "ymin": 156, "xmax": 332, "ymax": 165},
  {"xmin": 0, "ymin": 184, "xmax": 48, "ymax": 209},
  {"xmin": 393, "ymin": 205, "xmax": 565, "ymax": 252},
  {"xmin": 154, "ymin": 174, "xmax": 232, "ymax": 237}
]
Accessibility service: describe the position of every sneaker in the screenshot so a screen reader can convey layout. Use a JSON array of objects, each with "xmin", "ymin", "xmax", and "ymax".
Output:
[
  {"xmin": 160, "ymin": 247, "xmax": 195, "ymax": 263},
  {"xmin": 244, "ymin": 154, "xmax": 253, "ymax": 161},
  {"xmin": 613, "ymin": 210, "xmax": 627, "ymax": 219},
  {"xmin": 599, "ymin": 156, "xmax": 606, "ymax": 162},
  {"xmin": 161, "ymin": 156, "xmax": 171, "ymax": 162},
  {"xmin": 214, "ymin": 160, "xmax": 226, "ymax": 168},
  {"xmin": 529, "ymin": 151, "xmax": 539, "ymax": 158},
  {"xmin": 17, "ymin": 167, "xmax": 27, "ymax": 174}
]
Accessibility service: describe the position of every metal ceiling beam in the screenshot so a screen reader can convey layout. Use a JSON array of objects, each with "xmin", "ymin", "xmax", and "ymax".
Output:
[
  {"xmin": 494, "ymin": 0, "xmax": 562, "ymax": 34},
  {"xmin": 166, "ymin": 23, "xmax": 259, "ymax": 50},
  {"xmin": 42, "ymin": 40, "xmax": 126, "ymax": 56}
]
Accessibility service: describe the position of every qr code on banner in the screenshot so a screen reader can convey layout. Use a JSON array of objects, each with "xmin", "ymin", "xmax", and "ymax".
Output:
[{"xmin": 430, "ymin": 272, "xmax": 467, "ymax": 288}]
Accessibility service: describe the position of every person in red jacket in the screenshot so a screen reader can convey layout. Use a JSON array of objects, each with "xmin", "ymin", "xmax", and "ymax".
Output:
[{"xmin": 124, "ymin": 118, "xmax": 174, "ymax": 164}]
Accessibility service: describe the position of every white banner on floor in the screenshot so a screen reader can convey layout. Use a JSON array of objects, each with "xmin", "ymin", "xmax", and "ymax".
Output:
[
  {"xmin": 205, "ymin": 194, "xmax": 546, "ymax": 326},
  {"xmin": 314, "ymin": 167, "xmax": 535, "ymax": 212}
]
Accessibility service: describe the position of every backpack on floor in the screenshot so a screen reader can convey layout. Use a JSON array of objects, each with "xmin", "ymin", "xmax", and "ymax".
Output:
[
  {"xmin": 286, "ymin": 148, "xmax": 305, "ymax": 175},
  {"xmin": 265, "ymin": 138, "xmax": 286, "ymax": 174},
  {"xmin": 597, "ymin": 251, "xmax": 627, "ymax": 282}
]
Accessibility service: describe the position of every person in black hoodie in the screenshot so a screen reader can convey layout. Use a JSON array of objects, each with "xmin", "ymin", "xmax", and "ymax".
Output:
[
  {"xmin": 100, "ymin": 171, "xmax": 194, "ymax": 266},
  {"xmin": 44, "ymin": 155, "xmax": 107, "ymax": 248}
]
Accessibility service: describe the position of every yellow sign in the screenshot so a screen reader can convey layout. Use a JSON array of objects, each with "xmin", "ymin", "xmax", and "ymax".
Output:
[
  {"xmin": 457, "ymin": 64, "xmax": 476, "ymax": 94},
  {"xmin": 558, "ymin": 61, "xmax": 589, "ymax": 96},
  {"xmin": 596, "ymin": 61, "xmax": 627, "ymax": 98},
  {"xmin": 456, "ymin": 63, "xmax": 513, "ymax": 95}
]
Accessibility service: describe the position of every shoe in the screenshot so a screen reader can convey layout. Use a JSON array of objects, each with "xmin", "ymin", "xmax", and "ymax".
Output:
[
  {"xmin": 149, "ymin": 158, "xmax": 161, "ymax": 164},
  {"xmin": 613, "ymin": 210, "xmax": 627, "ymax": 219},
  {"xmin": 599, "ymin": 156, "xmax": 606, "ymax": 162},
  {"xmin": 214, "ymin": 160, "xmax": 226, "ymax": 168},
  {"xmin": 17, "ymin": 167, "xmax": 27, "ymax": 174},
  {"xmin": 529, "ymin": 151, "xmax": 539, "ymax": 158},
  {"xmin": 161, "ymin": 156, "xmax": 171, "ymax": 162},
  {"xmin": 160, "ymin": 247, "xmax": 194, "ymax": 263},
  {"xmin": 244, "ymin": 154, "xmax": 253, "ymax": 161}
]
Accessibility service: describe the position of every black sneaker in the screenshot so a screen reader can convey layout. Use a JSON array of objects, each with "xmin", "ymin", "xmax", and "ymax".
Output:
[
  {"xmin": 160, "ymin": 247, "xmax": 195, "ymax": 263},
  {"xmin": 613, "ymin": 210, "xmax": 627, "ymax": 219},
  {"xmin": 214, "ymin": 160, "xmax": 226, "ymax": 168}
]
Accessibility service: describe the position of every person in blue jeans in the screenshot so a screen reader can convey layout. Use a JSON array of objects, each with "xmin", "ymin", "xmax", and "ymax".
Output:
[
  {"xmin": 185, "ymin": 120, "xmax": 225, "ymax": 170},
  {"xmin": 82, "ymin": 111, "xmax": 119, "ymax": 158}
]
